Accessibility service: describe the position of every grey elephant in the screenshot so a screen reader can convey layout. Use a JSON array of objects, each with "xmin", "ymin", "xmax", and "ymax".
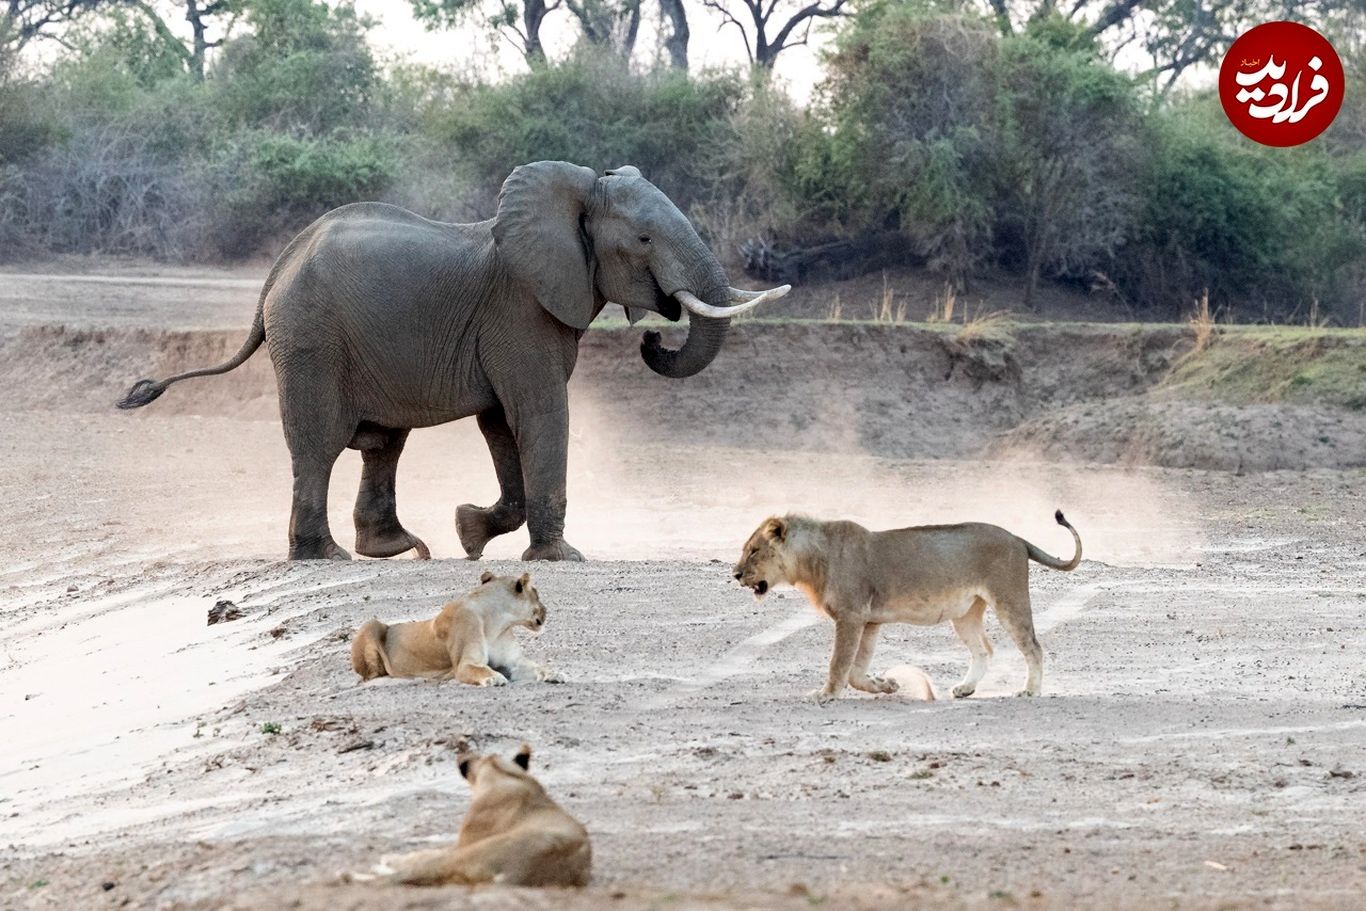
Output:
[{"xmin": 117, "ymin": 161, "xmax": 788, "ymax": 561}]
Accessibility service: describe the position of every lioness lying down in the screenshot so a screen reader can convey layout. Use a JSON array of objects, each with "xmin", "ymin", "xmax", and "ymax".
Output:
[
  {"xmin": 350, "ymin": 571, "xmax": 560, "ymax": 685},
  {"xmin": 733, "ymin": 511, "xmax": 1082, "ymax": 702},
  {"xmin": 357, "ymin": 744, "xmax": 591, "ymax": 887}
]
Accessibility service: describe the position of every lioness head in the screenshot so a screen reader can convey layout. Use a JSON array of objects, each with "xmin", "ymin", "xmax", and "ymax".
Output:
[
  {"xmin": 458, "ymin": 743, "xmax": 537, "ymax": 792},
  {"xmin": 477, "ymin": 570, "xmax": 546, "ymax": 633},
  {"xmin": 733, "ymin": 517, "xmax": 792, "ymax": 599}
]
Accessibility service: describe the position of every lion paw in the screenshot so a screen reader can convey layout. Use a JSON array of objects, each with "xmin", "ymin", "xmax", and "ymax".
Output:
[
  {"xmin": 536, "ymin": 667, "xmax": 564, "ymax": 684},
  {"xmin": 951, "ymin": 684, "xmax": 976, "ymax": 699},
  {"xmin": 859, "ymin": 675, "xmax": 899, "ymax": 694},
  {"xmin": 807, "ymin": 688, "xmax": 838, "ymax": 706},
  {"xmin": 480, "ymin": 671, "xmax": 509, "ymax": 687},
  {"xmin": 1015, "ymin": 687, "xmax": 1039, "ymax": 698}
]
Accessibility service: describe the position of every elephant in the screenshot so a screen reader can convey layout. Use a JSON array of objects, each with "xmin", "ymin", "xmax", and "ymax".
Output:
[{"xmin": 116, "ymin": 161, "xmax": 789, "ymax": 562}]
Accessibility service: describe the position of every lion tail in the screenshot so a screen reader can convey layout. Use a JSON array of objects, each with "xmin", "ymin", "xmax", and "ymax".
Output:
[
  {"xmin": 1024, "ymin": 510, "xmax": 1082, "ymax": 572},
  {"xmin": 350, "ymin": 619, "xmax": 394, "ymax": 681}
]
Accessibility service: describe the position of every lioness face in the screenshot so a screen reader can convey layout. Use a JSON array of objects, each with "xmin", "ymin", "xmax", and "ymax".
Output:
[
  {"xmin": 733, "ymin": 517, "xmax": 790, "ymax": 599},
  {"xmin": 479, "ymin": 571, "xmax": 547, "ymax": 633},
  {"xmin": 458, "ymin": 743, "xmax": 534, "ymax": 790}
]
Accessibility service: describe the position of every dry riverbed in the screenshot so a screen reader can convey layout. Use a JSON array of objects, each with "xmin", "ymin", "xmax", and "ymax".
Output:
[{"xmin": 1, "ymin": 270, "xmax": 1364, "ymax": 909}]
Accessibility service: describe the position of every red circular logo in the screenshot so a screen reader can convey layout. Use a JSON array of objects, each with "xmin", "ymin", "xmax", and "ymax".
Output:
[{"xmin": 1219, "ymin": 21, "xmax": 1344, "ymax": 147}]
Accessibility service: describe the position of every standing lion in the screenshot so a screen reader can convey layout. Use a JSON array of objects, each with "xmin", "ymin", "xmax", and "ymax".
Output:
[{"xmin": 733, "ymin": 510, "xmax": 1082, "ymax": 702}]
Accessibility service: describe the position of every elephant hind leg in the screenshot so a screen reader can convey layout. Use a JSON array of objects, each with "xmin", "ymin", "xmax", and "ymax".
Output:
[
  {"xmin": 285, "ymin": 439, "xmax": 351, "ymax": 561},
  {"xmin": 352, "ymin": 425, "xmax": 430, "ymax": 560},
  {"xmin": 456, "ymin": 408, "xmax": 526, "ymax": 560}
]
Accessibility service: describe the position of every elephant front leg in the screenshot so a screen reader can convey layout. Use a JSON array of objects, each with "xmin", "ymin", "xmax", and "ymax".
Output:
[
  {"xmin": 511, "ymin": 405, "xmax": 583, "ymax": 562},
  {"xmin": 352, "ymin": 427, "xmax": 430, "ymax": 560},
  {"xmin": 456, "ymin": 408, "xmax": 527, "ymax": 560}
]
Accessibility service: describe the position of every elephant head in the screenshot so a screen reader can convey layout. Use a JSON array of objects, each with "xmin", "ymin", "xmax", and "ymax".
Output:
[{"xmin": 492, "ymin": 160, "xmax": 788, "ymax": 379}]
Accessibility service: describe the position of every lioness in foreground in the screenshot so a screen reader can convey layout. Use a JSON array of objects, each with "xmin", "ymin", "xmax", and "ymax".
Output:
[
  {"xmin": 358, "ymin": 744, "xmax": 591, "ymax": 887},
  {"xmin": 733, "ymin": 511, "xmax": 1082, "ymax": 703},
  {"xmin": 350, "ymin": 571, "xmax": 560, "ymax": 685}
]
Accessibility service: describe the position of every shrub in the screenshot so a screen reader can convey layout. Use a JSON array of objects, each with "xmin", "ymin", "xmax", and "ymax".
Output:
[
  {"xmin": 206, "ymin": 132, "xmax": 399, "ymax": 256},
  {"xmin": 1114, "ymin": 102, "xmax": 1361, "ymax": 321},
  {"xmin": 426, "ymin": 49, "xmax": 743, "ymax": 210},
  {"xmin": 819, "ymin": 6, "xmax": 999, "ymax": 281},
  {"xmin": 213, "ymin": 0, "xmax": 379, "ymax": 134},
  {"xmin": 992, "ymin": 20, "xmax": 1143, "ymax": 307}
]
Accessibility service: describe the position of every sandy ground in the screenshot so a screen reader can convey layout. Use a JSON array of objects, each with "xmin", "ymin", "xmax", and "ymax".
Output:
[{"xmin": 1, "ymin": 273, "xmax": 1365, "ymax": 910}]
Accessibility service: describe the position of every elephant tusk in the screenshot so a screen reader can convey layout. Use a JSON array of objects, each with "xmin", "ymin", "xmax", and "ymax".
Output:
[
  {"xmin": 728, "ymin": 285, "xmax": 791, "ymax": 303},
  {"xmin": 674, "ymin": 285, "xmax": 790, "ymax": 317}
]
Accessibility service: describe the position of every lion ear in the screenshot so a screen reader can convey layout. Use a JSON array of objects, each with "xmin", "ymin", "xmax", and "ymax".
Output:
[
  {"xmin": 514, "ymin": 744, "xmax": 532, "ymax": 770},
  {"xmin": 515, "ymin": 572, "xmax": 530, "ymax": 594},
  {"xmin": 458, "ymin": 756, "xmax": 475, "ymax": 780},
  {"xmin": 479, "ymin": 571, "xmax": 495, "ymax": 584},
  {"xmin": 763, "ymin": 517, "xmax": 787, "ymax": 543}
]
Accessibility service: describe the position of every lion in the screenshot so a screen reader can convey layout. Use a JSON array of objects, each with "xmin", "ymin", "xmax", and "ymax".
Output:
[
  {"xmin": 355, "ymin": 743, "xmax": 591, "ymax": 887},
  {"xmin": 350, "ymin": 571, "xmax": 560, "ymax": 685},
  {"xmin": 732, "ymin": 510, "xmax": 1082, "ymax": 703}
]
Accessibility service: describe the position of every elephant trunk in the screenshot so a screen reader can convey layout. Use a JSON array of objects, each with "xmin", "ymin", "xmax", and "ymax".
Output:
[{"xmin": 640, "ymin": 281, "xmax": 732, "ymax": 379}]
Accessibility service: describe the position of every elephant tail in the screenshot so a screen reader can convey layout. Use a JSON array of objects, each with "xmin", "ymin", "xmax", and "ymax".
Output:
[{"xmin": 116, "ymin": 290, "xmax": 267, "ymax": 410}]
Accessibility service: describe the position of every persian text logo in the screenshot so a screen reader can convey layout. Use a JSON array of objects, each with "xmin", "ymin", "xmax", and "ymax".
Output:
[{"xmin": 1219, "ymin": 21, "xmax": 1344, "ymax": 147}]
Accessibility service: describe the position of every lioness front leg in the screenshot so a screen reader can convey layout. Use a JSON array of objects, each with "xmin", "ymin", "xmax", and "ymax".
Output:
[
  {"xmin": 501, "ymin": 656, "xmax": 562, "ymax": 684},
  {"xmin": 811, "ymin": 617, "xmax": 863, "ymax": 705},
  {"xmin": 489, "ymin": 637, "xmax": 562, "ymax": 683},
  {"xmin": 848, "ymin": 623, "xmax": 900, "ymax": 695},
  {"xmin": 451, "ymin": 662, "xmax": 508, "ymax": 687}
]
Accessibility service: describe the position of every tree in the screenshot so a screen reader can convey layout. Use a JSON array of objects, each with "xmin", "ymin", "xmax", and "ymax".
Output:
[
  {"xmin": 658, "ymin": 0, "xmax": 687, "ymax": 68},
  {"xmin": 1, "ymin": 0, "xmax": 104, "ymax": 53},
  {"xmin": 122, "ymin": 1, "xmax": 239, "ymax": 81},
  {"xmin": 700, "ymin": 0, "xmax": 850, "ymax": 69},
  {"xmin": 820, "ymin": 8, "xmax": 1001, "ymax": 282},
  {"xmin": 410, "ymin": 0, "xmax": 560, "ymax": 67},
  {"xmin": 993, "ymin": 24, "xmax": 1142, "ymax": 308},
  {"xmin": 563, "ymin": 0, "xmax": 641, "ymax": 55},
  {"xmin": 979, "ymin": 0, "xmax": 1366, "ymax": 93}
]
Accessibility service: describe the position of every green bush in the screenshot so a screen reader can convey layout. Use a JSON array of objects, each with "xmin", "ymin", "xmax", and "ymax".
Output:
[
  {"xmin": 992, "ymin": 21, "xmax": 1143, "ymax": 306},
  {"xmin": 213, "ymin": 0, "xmax": 379, "ymax": 133},
  {"xmin": 208, "ymin": 132, "xmax": 399, "ymax": 256},
  {"xmin": 1115, "ymin": 102, "xmax": 1361, "ymax": 321},
  {"xmin": 426, "ymin": 49, "xmax": 743, "ymax": 208},
  {"xmin": 818, "ymin": 6, "xmax": 999, "ymax": 279}
]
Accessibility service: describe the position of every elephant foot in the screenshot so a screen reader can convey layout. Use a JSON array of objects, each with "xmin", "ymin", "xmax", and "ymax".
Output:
[
  {"xmin": 456, "ymin": 503, "xmax": 524, "ymax": 560},
  {"xmin": 290, "ymin": 537, "xmax": 352, "ymax": 561},
  {"xmin": 521, "ymin": 539, "xmax": 584, "ymax": 562},
  {"xmin": 355, "ymin": 522, "xmax": 430, "ymax": 560}
]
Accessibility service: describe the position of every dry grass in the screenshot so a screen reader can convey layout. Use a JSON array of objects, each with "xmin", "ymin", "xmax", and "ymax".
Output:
[
  {"xmin": 828, "ymin": 293, "xmax": 843, "ymax": 321},
  {"xmin": 872, "ymin": 272, "xmax": 908, "ymax": 323},
  {"xmin": 955, "ymin": 308, "xmax": 1014, "ymax": 344},
  {"xmin": 1189, "ymin": 289, "xmax": 1215, "ymax": 353},
  {"xmin": 928, "ymin": 283, "xmax": 958, "ymax": 323}
]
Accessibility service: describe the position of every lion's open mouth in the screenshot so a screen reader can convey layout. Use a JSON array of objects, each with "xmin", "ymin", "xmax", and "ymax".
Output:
[{"xmin": 753, "ymin": 580, "xmax": 769, "ymax": 599}]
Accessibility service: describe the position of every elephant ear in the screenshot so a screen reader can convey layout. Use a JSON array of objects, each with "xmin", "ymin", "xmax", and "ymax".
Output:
[{"xmin": 493, "ymin": 161, "xmax": 600, "ymax": 330}]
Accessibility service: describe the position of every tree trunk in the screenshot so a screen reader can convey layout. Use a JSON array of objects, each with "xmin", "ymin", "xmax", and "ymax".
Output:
[
  {"xmin": 524, "ymin": 0, "xmax": 550, "ymax": 66},
  {"xmin": 620, "ymin": 0, "xmax": 640, "ymax": 56},
  {"xmin": 186, "ymin": 0, "xmax": 209, "ymax": 80},
  {"xmin": 659, "ymin": 0, "xmax": 687, "ymax": 69}
]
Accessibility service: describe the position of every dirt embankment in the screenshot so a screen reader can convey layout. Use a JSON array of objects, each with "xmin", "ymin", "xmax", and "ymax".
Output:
[{"xmin": 3, "ymin": 319, "xmax": 1364, "ymax": 469}]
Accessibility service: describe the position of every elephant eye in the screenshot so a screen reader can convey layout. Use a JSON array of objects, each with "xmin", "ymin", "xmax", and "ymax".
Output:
[{"xmin": 638, "ymin": 234, "xmax": 652, "ymax": 245}]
